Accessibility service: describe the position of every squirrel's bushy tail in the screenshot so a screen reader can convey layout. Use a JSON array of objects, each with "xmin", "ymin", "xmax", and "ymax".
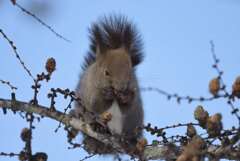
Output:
[{"xmin": 83, "ymin": 15, "xmax": 143, "ymax": 70}]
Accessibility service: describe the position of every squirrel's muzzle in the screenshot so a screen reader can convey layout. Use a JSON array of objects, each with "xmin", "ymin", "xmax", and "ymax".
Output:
[{"xmin": 113, "ymin": 85, "xmax": 135, "ymax": 105}]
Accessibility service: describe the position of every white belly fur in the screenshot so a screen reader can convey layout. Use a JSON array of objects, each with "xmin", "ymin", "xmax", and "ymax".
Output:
[{"xmin": 106, "ymin": 100, "xmax": 123, "ymax": 135}]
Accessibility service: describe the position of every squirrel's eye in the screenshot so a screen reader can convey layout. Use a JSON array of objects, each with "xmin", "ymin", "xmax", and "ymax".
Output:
[{"xmin": 104, "ymin": 70, "xmax": 110, "ymax": 76}]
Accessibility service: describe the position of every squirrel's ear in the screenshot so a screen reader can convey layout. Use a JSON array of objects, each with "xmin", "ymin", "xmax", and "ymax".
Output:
[
  {"xmin": 96, "ymin": 45, "xmax": 101, "ymax": 58},
  {"xmin": 96, "ymin": 45, "xmax": 106, "ymax": 59}
]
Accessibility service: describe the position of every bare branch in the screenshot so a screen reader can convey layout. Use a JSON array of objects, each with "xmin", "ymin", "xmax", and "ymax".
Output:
[
  {"xmin": 0, "ymin": 152, "xmax": 19, "ymax": 157},
  {"xmin": 0, "ymin": 29, "xmax": 35, "ymax": 81},
  {"xmin": 14, "ymin": 3, "xmax": 71, "ymax": 43},
  {"xmin": 0, "ymin": 98, "xmax": 124, "ymax": 152},
  {"xmin": 0, "ymin": 98, "xmax": 240, "ymax": 160},
  {"xmin": 140, "ymin": 87, "xmax": 226, "ymax": 104},
  {"xmin": 0, "ymin": 79, "xmax": 17, "ymax": 91},
  {"xmin": 210, "ymin": 40, "xmax": 240, "ymax": 124}
]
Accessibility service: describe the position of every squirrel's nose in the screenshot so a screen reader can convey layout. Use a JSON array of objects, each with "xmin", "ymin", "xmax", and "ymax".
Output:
[
  {"xmin": 113, "ymin": 79, "xmax": 130, "ymax": 92},
  {"xmin": 118, "ymin": 81, "xmax": 130, "ymax": 93}
]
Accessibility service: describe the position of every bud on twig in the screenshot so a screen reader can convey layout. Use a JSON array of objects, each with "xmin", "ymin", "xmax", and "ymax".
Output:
[
  {"xmin": 20, "ymin": 128, "xmax": 31, "ymax": 142},
  {"xmin": 206, "ymin": 113, "xmax": 222, "ymax": 137},
  {"xmin": 186, "ymin": 124, "xmax": 197, "ymax": 138},
  {"xmin": 209, "ymin": 78, "xmax": 220, "ymax": 96},
  {"xmin": 45, "ymin": 58, "xmax": 56, "ymax": 74},
  {"xmin": 232, "ymin": 76, "xmax": 240, "ymax": 98},
  {"xmin": 194, "ymin": 106, "xmax": 209, "ymax": 128}
]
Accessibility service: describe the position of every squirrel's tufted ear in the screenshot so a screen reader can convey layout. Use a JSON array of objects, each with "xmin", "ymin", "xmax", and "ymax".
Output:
[
  {"xmin": 131, "ymin": 53, "xmax": 143, "ymax": 67},
  {"xmin": 83, "ymin": 15, "xmax": 144, "ymax": 70},
  {"xmin": 96, "ymin": 45, "xmax": 101, "ymax": 58},
  {"xmin": 96, "ymin": 44, "xmax": 108, "ymax": 59}
]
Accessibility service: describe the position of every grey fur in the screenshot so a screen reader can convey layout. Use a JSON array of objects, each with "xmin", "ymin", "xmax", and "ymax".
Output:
[{"xmin": 73, "ymin": 15, "xmax": 144, "ymax": 154}]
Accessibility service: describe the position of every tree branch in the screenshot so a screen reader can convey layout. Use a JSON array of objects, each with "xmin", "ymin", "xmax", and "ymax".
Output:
[
  {"xmin": 0, "ymin": 98, "xmax": 122, "ymax": 150},
  {"xmin": 0, "ymin": 98, "xmax": 239, "ymax": 160}
]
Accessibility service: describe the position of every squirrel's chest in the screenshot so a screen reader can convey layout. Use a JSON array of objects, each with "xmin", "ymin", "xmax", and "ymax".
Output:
[{"xmin": 106, "ymin": 100, "xmax": 124, "ymax": 135}]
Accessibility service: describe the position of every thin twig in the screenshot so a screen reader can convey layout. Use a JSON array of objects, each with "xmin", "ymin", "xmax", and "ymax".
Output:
[
  {"xmin": 0, "ymin": 29, "xmax": 35, "ymax": 81},
  {"xmin": 140, "ymin": 87, "xmax": 226, "ymax": 104},
  {"xmin": 0, "ymin": 79, "xmax": 17, "ymax": 91},
  {"xmin": 210, "ymin": 40, "xmax": 240, "ymax": 124},
  {"xmin": 0, "ymin": 152, "xmax": 19, "ymax": 158},
  {"xmin": 15, "ymin": 3, "xmax": 71, "ymax": 43},
  {"xmin": 55, "ymin": 98, "xmax": 74, "ymax": 132},
  {"xmin": 26, "ymin": 114, "xmax": 33, "ymax": 161},
  {"xmin": 79, "ymin": 154, "xmax": 96, "ymax": 161}
]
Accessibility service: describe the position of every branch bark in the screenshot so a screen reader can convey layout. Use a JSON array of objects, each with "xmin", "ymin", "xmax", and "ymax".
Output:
[{"xmin": 0, "ymin": 98, "xmax": 239, "ymax": 160}]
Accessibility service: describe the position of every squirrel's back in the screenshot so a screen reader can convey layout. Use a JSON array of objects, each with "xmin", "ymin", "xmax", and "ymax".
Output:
[{"xmin": 82, "ymin": 15, "xmax": 144, "ymax": 71}]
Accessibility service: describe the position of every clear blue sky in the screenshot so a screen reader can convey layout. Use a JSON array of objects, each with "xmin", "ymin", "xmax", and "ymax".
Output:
[{"xmin": 0, "ymin": 0, "xmax": 240, "ymax": 161}]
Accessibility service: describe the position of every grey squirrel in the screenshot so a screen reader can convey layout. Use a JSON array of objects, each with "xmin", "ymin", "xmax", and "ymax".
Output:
[{"xmin": 73, "ymin": 15, "xmax": 144, "ymax": 154}]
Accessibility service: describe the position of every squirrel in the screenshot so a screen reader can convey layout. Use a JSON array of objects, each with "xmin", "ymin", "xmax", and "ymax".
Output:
[{"xmin": 72, "ymin": 15, "xmax": 144, "ymax": 155}]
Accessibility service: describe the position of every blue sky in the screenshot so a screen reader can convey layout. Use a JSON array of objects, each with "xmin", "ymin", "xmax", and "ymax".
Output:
[{"xmin": 0, "ymin": 0, "xmax": 240, "ymax": 161}]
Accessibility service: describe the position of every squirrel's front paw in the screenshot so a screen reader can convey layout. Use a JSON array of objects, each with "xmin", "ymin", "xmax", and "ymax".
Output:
[
  {"xmin": 116, "ymin": 90, "xmax": 134, "ymax": 105},
  {"xmin": 102, "ymin": 87, "xmax": 114, "ymax": 101},
  {"xmin": 100, "ymin": 111, "xmax": 112, "ymax": 124}
]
